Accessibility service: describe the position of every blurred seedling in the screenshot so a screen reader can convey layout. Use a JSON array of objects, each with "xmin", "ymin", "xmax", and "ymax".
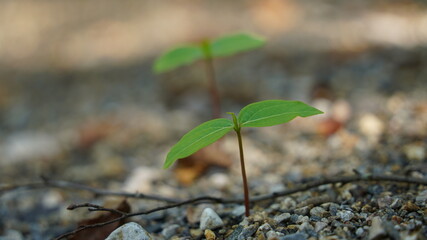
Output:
[
  {"xmin": 154, "ymin": 32, "xmax": 265, "ymax": 118},
  {"xmin": 163, "ymin": 100, "xmax": 323, "ymax": 217}
]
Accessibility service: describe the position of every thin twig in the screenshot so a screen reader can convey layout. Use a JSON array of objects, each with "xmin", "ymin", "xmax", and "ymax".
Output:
[
  {"xmin": 0, "ymin": 178, "xmax": 179, "ymax": 203},
  {"xmin": 67, "ymin": 203, "xmax": 128, "ymax": 215},
  {"xmin": 53, "ymin": 174, "xmax": 427, "ymax": 240}
]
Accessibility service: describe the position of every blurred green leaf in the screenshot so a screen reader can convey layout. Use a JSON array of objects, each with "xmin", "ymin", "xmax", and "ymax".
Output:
[
  {"xmin": 163, "ymin": 118, "xmax": 233, "ymax": 169},
  {"xmin": 154, "ymin": 45, "xmax": 204, "ymax": 73},
  {"xmin": 210, "ymin": 33, "xmax": 265, "ymax": 58},
  {"xmin": 238, "ymin": 100, "xmax": 323, "ymax": 128}
]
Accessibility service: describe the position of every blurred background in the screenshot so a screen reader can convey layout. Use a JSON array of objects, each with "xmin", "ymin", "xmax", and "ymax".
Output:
[{"xmin": 0, "ymin": 0, "xmax": 427, "ymax": 238}]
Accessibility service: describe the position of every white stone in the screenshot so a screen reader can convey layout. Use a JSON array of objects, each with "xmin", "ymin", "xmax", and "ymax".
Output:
[
  {"xmin": 200, "ymin": 208, "xmax": 224, "ymax": 230},
  {"xmin": 105, "ymin": 222, "xmax": 152, "ymax": 240},
  {"xmin": 368, "ymin": 217, "xmax": 386, "ymax": 240}
]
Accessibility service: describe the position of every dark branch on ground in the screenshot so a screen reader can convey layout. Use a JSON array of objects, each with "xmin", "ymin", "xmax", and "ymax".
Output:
[{"xmin": 52, "ymin": 173, "xmax": 427, "ymax": 240}]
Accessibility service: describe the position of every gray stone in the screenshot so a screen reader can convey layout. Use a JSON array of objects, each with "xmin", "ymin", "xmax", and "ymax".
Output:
[
  {"xmin": 310, "ymin": 207, "xmax": 328, "ymax": 218},
  {"xmin": 314, "ymin": 222, "xmax": 328, "ymax": 232},
  {"xmin": 231, "ymin": 206, "xmax": 246, "ymax": 217},
  {"xmin": 415, "ymin": 190, "xmax": 427, "ymax": 203},
  {"xmin": 238, "ymin": 224, "xmax": 258, "ymax": 240},
  {"xmin": 337, "ymin": 210, "xmax": 354, "ymax": 222},
  {"xmin": 368, "ymin": 217, "xmax": 386, "ymax": 240},
  {"xmin": 200, "ymin": 208, "xmax": 224, "ymax": 230},
  {"xmin": 0, "ymin": 230, "xmax": 23, "ymax": 240},
  {"xmin": 294, "ymin": 206, "xmax": 310, "ymax": 215},
  {"xmin": 266, "ymin": 230, "xmax": 284, "ymax": 240},
  {"xmin": 390, "ymin": 198, "xmax": 403, "ymax": 209},
  {"xmin": 282, "ymin": 233, "xmax": 307, "ymax": 240},
  {"xmin": 161, "ymin": 224, "xmax": 180, "ymax": 239},
  {"xmin": 105, "ymin": 222, "xmax": 152, "ymax": 240},
  {"xmin": 258, "ymin": 223, "xmax": 272, "ymax": 232},
  {"xmin": 355, "ymin": 227, "xmax": 364, "ymax": 237},
  {"xmin": 225, "ymin": 225, "xmax": 244, "ymax": 240},
  {"xmin": 274, "ymin": 213, "xmax": 291, "ymax": 224},
  {"xmin": 298, "ymin": 222, "xmax": 314, "ymax": 232}
]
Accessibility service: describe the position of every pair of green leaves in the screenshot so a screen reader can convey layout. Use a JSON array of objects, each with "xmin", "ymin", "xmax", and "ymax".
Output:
[
  {"xmin": 154, "ymin": 33, "xmax": 265, "ymax": 73},
  {"xmin": 164, "ymin": 100, "xmax": 323, "ymax": 168}
]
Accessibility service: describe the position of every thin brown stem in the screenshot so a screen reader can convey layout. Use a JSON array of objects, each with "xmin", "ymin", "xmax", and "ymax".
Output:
[
  {"xmin": 236, "ymin": 129, "xmax": 250, "ymax": 217},
  {"xmin": 201, "ymin": 40, "xmax": 221, "ymax": 119},
  {"xmin": 204, "ymin": 57, "xmax": 221, "ymax": 119}
]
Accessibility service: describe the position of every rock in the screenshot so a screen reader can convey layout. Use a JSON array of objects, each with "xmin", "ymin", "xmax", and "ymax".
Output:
[
  {"xmin": 281, "ymin": 198, "xmax": 297, "ymax": 209},
  {"xmin": 162, "ymin": 224, "xmax": 180, "ymax": 239},
  {"xmin": 294, "ymin": 206, "xmax": 310, "ymax": 215},
  {"xmin": 231, "ymin": 206, "xmax": 246, "ymax": 217},
  {"xmin": 355, "ymin": 227, "xmax": 364, "ymax": 237},
  {"xmin": 266, "ymin": 230, "xmax": 284, "ymax": 240},
  {"xmin": 105, "ymin": 222, "xmax": 152, "ymax": 240},
  {"xmin": 274, "ymin": 213, "xmax": 291, "ymax": 224},
  {"xmin": 225, "ymin": 225, "xmax": 244, "ymax": 240},
  {"xmin": 358, "ymin": 114, "xmax": 384, "ymax": 142},
  {"xmin": 298, "ymin": 222, "xmax": 314, "ymax": 232},
  {"xmin": 401, "ymin": 201, "xmax": 420, "ymax": 212},
  {"xmin": 209, "ymin": 172, "xmax": 230, "ymax": 190},
  {"xmin": 200, "ymin": 208, "xmax": 224, "ymax": 230},
  {"xmin": 314, "ymin": 222, "xmax": 328, "ymax": 232},
  {"xmin": 204, "ymin": 229, "xmax": 216, "ymax": 240},
  {"xmin": 415, "ymin": 190, "xmax": 427, "ymax": 204},
  {"xmin": 390, "ymin": 198, "xmax": 403, "ymax": 209},
  {"xmin": 282, "ymin": 232, "xmax": 307, "ymax": 240},
  {"xmin": 377, "ymin": 196, "xmax": 393, "ymax": 209},
  {"xmin": 0, "ymin": 229, "xmax": 23, "ymax": 240},
  {"xmin": 368, "ymin": 217, "xmax": 386, "ymax": 240},
  {"xmin": 258, "ymin": 223, "xmax": 272, "ymax": 232},
  {"xmin": 310, "ymin": 207, "xmax": 328, "ymax": 218},
  {"xmin": 403, "ymin": 143, "xmax": 425, "ymax": 161},
  {"xmin": 190, "ymin": 229, "xmax": 203, "ymax": 238},
  {"xmin": 337, "ymin": 210, "xmax": 354, "ymax": 222},
  {"xmin": 238, "ymin": 224, "xmax": 258, "ymax": 240}
]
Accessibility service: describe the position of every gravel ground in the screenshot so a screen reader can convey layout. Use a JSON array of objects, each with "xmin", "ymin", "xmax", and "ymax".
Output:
[{"xmin": 0, "ymin": 1, "xmax": 427, "ymax": 240}]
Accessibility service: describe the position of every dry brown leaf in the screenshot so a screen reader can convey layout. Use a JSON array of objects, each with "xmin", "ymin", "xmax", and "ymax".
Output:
[
  {"xmin": 70, "ymin": 199, "xmax": 131, "ymax": 240},
  {"xmin": 174, "ymin": 143, "xmax": 231, "ymax": 185}
]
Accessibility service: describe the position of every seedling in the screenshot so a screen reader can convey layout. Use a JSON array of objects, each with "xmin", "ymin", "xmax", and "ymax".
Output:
[
  {"xmin": 164, "ymin": 100, "xmax": 323, "ymax": 216},
  {"xmin": 154, "ymin": 33, "xmax": 265, "ymax": 118}
]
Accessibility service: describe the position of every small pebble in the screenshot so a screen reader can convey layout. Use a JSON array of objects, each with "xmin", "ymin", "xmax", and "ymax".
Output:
[
  {"xmin": 390, "ymin": 198, "xmax": 403, "ymax": 209},
  {"xmin": 314, "ymin": 222, "xmax": 328, "ymax": 232},
  {"xmin": 415, "ymin": 190, "xmax": 427, "ymax": 203},
  {"xmin": 105, "ymin": 222, "xmax": 152, "ymax": 240},
  {"xmin": 355, "ymin": 227, "xmax": 364, "ymax": 237},
  {"xmin": 368, "ymin": 217, "xmax": 386, "ymax": 240},
  {"xmin": 274, "ymin": 213, "xmax": 291, "ymax": 224},
  {"xmin": 162, "ymin": 224, "xmax": 180, "ymax": 239},
  {"xmin": 259, "ymin": 223, "xmax": 272, "ymax": 232},
  {"xmin": 401, "ymin": 201, "xmax": 420, "ymax": 212},
  {"xmin": 337, "ymin": 210, "xmax": 354, "ymax": 222},
  {"xmin": 200, "ymin": 208, "xmax": 224, "ymax": 230},
  {"xmin": 310, "ymin": 207, "xmax": 328, "ymax": 218},
  {"xmin": 282, "ymin": 232, "xmax": 308, "ymax": 240},
  {"xmin": 266, "ymin": 230, "xmax": 283, "ymax": 240},
  {"xmin": 238, "ymin": 224, "xmax": 258, "ymax": 240},
  {"xmin": 204, "ymin": 229, "xmax": 216, "ymax": 240},
  {"xmin": 299, "ymin": 222, "xmax": 314, "ymax": 232},
  {"xmin": 231, "ymin": 206, "xmax": 246, "ymax": 217},
  {"xmin": 294, "ymin": 206, "xmax": 310, "ymax": 215}
]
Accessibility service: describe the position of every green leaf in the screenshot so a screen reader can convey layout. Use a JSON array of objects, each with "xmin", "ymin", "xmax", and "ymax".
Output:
[
  {"xmin": 210, "ymin": 33, "xmax": 265, "ymax": 58},
  {"xmin": 154, "ymin": 45, "xmax": 204, "ymax": 73},
  {"xmin": 238, "ymin": 100, "xmax": 323, "ymax": 128},
  {"xmin": 163, "ymin": 118, "xmax": 233, "ymax": 169}
]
